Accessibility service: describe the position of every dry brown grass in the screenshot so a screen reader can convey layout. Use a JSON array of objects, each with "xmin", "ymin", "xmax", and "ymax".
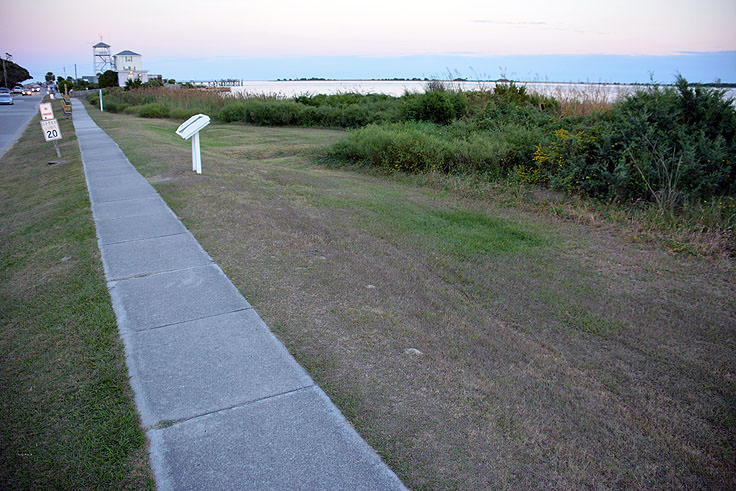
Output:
[
  {"xmin": 551, "ymin": 85, "xmax": 616, "ymax": 116},
  {"xmin": 84, "ymin": 105, "xmax": 736, "ymax": 490}
]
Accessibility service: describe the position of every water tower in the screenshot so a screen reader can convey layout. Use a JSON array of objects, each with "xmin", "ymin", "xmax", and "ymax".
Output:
[{"xmin": 93, "ymin": 41, "xmax": 113, "ymax": 74}]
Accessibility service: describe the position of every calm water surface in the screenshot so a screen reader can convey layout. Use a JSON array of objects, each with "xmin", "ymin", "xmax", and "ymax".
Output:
[{"xmin": 229, "ymin": 80, "xmax": 736, "ymax": 101}]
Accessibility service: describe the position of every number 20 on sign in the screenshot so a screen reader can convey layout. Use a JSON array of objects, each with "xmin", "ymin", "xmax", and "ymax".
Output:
[{"xmin": 40, "ymin": 119, "xmax": 62, "ymax": 142}]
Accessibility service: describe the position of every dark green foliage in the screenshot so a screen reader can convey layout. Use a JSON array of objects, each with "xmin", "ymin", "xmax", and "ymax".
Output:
[
  {"xmin": 101, "ymin": 100, "xmax": 130, "ymax": 113},
  {"xmin": 404, "ymin": 90, "xmax": 467, "ymax": 124},
  {"xmin": 214, "ymin": 93, "xmax": 402, "ymax": 128},
  {"xmin": 169, "ymin": 107, "xmax": 201, "ymax": 120},
  {"xmin": 98, "ymin": 70, "xmax": 118, "ymax": 88},
  {"xmin": 328, "ymin": 122, "xmax": 509, "ymax": 175},
  {"xmin": 492, "ymin": 80, "xmax": 558, "ymax": 111},
  {"xmin": 532, "ymin": 77, "xmax": 736, "ymax": 205},
  {"xmin": 217, "ymin": 102, "xmax": 247, "ymax": 122},
  {"xmin": 2, "ymin": 59, "xmax": 30, "ymax": 88},
  {"xmin": 331, "ymin": 77, "xmax": 735, "ymax": 212},
  {"xmin": 56, "ymin": 76, "xmax": 73, "ymax": 94},
  {"xmin": 136, "ymin": 103, "xmax": 169, "ymax": 118},
  {"xmin": 243, "ymin": 100, "xmax": 303, "ymax": 126},
  {"xmin": 72, "ymin": 78, "xmax": 92, "ymax": 90},
  {"xmin": 124, "ymin": 78, "xmax": 143, "ymax": 91}
]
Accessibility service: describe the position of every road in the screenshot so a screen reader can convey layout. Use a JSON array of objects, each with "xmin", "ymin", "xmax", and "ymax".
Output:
[{"xmin": 0, "ymin": 91, "xmax": 45, "ymax": 159}]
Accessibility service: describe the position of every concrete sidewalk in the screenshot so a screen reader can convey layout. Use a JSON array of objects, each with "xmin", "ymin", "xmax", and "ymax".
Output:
[{"xmin": 71, "ymin": 99, "xmax": 405, "ymax": 490}]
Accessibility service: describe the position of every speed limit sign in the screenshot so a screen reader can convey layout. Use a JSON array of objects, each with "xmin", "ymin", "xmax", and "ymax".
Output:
[{"xmin": 40, "ymin": 119, "xmax": 62, "ymax": 142}]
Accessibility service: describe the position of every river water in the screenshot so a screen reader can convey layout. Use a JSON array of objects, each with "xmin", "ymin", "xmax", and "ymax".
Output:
[{"xmin": 228, "ymin": 80, "xmax": 736, "ymax": 102}]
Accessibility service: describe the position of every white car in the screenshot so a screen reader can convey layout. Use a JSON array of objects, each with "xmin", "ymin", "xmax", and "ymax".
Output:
[{"xmin": 0, "ymin": 89, "xmax": 13, "ymax": 105}]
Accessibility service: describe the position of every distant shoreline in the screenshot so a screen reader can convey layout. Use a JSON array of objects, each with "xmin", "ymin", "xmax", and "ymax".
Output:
[{"xmin": 187, "ymin": 78, "xmax": 736, "ymax": 88}]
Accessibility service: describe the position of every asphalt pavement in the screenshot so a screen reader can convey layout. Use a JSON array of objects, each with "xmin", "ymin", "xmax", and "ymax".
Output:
[
  {"xmin": 71, "ymin": 98, "xmax": 406, "ymax": 490},
  {"xmin": 0, "ymin": 91, "xmax": 45, "ymax": 159}
]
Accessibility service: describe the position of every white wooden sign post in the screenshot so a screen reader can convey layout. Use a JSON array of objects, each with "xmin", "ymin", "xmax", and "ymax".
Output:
[{"xmin": 175, "ymin": 114, "xmax": 210, "ymax": 174}]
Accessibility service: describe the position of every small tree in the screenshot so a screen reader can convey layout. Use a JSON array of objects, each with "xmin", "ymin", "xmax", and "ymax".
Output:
[
  {"xmin": 45, "ymin": 71, "xmax": 54, "ymax": 83},
  {"xmin": 1, "ymin": 60, "xmax": 31, "ymax": 88},
  {"xmin": 124, "ymin": 78, "xmax": 143, "ymax": 91},
  {"xmin": 143, "ymin": 78, "xmax": 163, "ymax": 88},
  {"xmin": 74, "ymin": 79, "xmax": 91, "ymax": 90},
  {"xmin": 57, "ymin": 76, "xmax": 73, "ymax": 93},
  {"xmin": 98, "ymin": 70, "xmax": 118, "ymax": 88}
]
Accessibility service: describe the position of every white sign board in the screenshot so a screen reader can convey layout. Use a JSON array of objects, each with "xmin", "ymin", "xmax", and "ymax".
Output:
[
  {"xmin": 175, "ymin": 114, "xmax": 211, "ymax": 174},
  {"xmin": 39, "ymin": 103, "xmax": 54, "ymax": 121},
  {"xmin": 176, "ymin": 114, "xmax": 210, "ymax": 140},
  {"xmin": 40, "ymin": 119, "xmax": 62, "ymax": 142}
]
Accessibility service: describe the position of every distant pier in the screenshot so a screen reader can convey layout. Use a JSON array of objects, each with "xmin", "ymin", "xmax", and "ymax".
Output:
[{"xmin": 189, "ymin": 79, "xmax": 244, "ymax": 87}]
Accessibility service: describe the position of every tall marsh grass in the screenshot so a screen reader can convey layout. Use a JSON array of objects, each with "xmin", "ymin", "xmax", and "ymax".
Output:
[{"xmin": 552, "ymin": 85, "xmax": 615, "ymax": 116}]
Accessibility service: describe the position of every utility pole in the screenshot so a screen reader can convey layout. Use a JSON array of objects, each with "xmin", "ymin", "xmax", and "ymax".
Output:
[
  {"xmin": 3, "ymin": 52, "xmax": 11, "ymax": 88},
  {"xmin": 74, "ymin": 64, "xmax": 77, "ymax": 82}
]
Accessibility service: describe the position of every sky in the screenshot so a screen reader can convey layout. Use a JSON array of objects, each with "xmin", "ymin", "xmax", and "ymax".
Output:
[{"xmin": 2, "ymin": 0, "xmax": 735, "ymax": 83}]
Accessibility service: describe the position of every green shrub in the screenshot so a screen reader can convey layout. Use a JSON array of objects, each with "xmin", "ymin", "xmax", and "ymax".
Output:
[
  {"xmin": 328, "ymin": 122, "xmax": 509, "ymax": 175},
  {"xmin": 244, "ymin": 100, "xmax": 302, "ymax": 126},
  {"xmin": 404, "ymin": 90, "xmax": 467, "ymax": 124},
  {"xmin": 529, "ymin": 77, "xmax": 736, "ymax": 205},
  {"xmin": 217, "ymin": 102, "xmax": 247, "ymax": 122},
  {"xmin": 124, "ymin": 78, "xmax": 143, "ymax": 91},
  {"xmin": 103, "ymin": 101, "xmax": 130, "ymax": 113},
  {"xmin": 169, "ymin": 107, "xmax": 202, "ymax": 120},
  {"xmin": 137, "ymin": 103, "xmax": 170, "ymax": 118}
]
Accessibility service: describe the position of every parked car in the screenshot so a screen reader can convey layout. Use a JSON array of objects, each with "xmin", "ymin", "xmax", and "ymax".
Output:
[{"xmin": 0, "ymin": 90, "xmax": 13, "ymax": 105}]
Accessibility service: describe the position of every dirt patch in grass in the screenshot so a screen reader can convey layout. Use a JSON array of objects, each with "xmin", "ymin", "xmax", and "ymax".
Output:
[
  {"xmin": 0, "ymin": 102, "xmax": 154, "ymax": 489},
  {"xmin": 85, "ymin": 103, "xmax": 736, "ymax": 489}
]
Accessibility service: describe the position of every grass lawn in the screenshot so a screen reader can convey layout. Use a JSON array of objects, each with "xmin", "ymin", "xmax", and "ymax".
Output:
[
  {"xmin": 0, "ymin": 101, "xmax": 154, "ymax": 489},
  {"xmin": 84, "ymin": 102, "xmax": 735, "ymax": 489}
]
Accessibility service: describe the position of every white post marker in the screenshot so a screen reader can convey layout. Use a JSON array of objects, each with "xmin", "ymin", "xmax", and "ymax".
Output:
[
  {"xmin": 99, "ymin": 89, "xmax": 103, "ymax": 112},
  {"xmin": 175, "ymin": 114, "xmax": 210, "ymax": 174}
]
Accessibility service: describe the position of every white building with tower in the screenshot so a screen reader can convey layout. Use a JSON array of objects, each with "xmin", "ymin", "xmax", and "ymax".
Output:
[
  {"xmin": 93, "ymin": 42, "xmax": 113, "ymax": 74},
  {"xmin": 113, "ymin": 50, "xmax": 149, "ymax": 86},
  {"xmin": 90, "ymin": 41, "xmax": 161, "ymax": 86}
]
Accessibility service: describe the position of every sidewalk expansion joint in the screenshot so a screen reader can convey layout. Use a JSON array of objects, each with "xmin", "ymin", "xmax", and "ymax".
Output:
[
  {"xmin": 100, "ymin": 231, "xmax": 186, "ymax": 246},
  {"xmin": 127, "ymin": 307, "xmax": 253, "ymax": 333},
  {"xmin": 145, "ymin": 384, "xmax": 317, "ymax": 432},
  {"xmin": 107, "ymin": 261, "xmax": 214, "ymax": 282},
  {"xmin": 107, "ymin": 262, "xmax": 216, "ymax": 284},
  {"xmin": 90, "ymin": 194, "xmax": 158, "ymax": 205}
]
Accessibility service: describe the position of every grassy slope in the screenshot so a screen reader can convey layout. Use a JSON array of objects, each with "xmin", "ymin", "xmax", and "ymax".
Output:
[
  {"xmin": 0, "ymin": 102, "xmax": 154, "ymax": 489},
  {"xmin": 84, "ymin": 103, "xmax": 735, "ymax": 489}
]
